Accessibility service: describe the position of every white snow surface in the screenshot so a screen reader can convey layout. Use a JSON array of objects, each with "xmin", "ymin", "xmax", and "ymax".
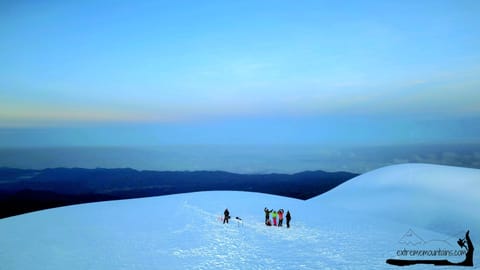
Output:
[
  {"xmin": 312, "ymin": 163, "xmax": 480, "ymax": 232},
  {"xmin": 1, "ymin": 163, "xmax": 479, "ymax": 270}
]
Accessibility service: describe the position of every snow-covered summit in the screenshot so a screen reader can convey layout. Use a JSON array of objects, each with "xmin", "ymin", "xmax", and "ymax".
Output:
[
  {"xmin": 1, "ymin": 163, "xmax": 479, "ymax": 269},
  {"xmin": 313, "ymin": 163, "xmax": 480, "ymax": 233}
]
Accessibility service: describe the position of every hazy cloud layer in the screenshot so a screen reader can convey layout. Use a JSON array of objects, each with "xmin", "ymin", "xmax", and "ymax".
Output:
[{"xmin": 0, "ymin": 144, "xmax": 479, "ymax": 174}]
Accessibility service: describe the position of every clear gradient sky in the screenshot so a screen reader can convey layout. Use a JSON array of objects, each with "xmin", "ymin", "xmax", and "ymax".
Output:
[{"xmin": 1, "ymin": 0, "xmax": 479, "ymax": 146}]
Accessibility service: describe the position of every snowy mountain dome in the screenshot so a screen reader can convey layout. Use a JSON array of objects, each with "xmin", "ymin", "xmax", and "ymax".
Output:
[{"xmin": 1, "ymin": 163, "xmax": 479, "ymax": 270}]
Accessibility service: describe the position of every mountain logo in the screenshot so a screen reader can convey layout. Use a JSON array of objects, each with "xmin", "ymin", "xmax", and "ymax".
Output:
[
  {"xmin": 387, "ymin": 230, "xmax": 474, "ymax": 267},
  {"xmin": 398, "ymin": 229, "xmax": 425, "ymax": 246}
]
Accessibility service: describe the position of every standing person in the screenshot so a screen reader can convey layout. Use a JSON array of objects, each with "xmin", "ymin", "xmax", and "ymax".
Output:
[
  {"xmin": 286, "ymin": 210, "xmax": 291, "ymax": 228},
  {"xmin": 272, "ymin": 210, "xmax": 278, "ymax": 226},
  {"xmin": 264, "ymin": 207, "xmax": 271, "ymax": 225},
  {"xmin": 278, "ymin": 209, "xmax": 284, "ymax": 227},
  {"xmin": 224, "ymin": 208, "xmax": 230, "ymax": 224}
]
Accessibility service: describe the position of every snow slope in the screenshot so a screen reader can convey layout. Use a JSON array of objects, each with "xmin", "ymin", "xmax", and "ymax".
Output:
[
  {"xmin": 0, "ymin": 163, "xmax": 479, "ymax": 270},
  {"xmin": 312, "ymin": 163, "xmax": 480, "ymax": 233}
]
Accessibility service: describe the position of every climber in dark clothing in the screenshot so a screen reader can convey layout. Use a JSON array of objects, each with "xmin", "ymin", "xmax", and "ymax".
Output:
[
  {"xmin": 224, "ymin": 208, "xmax": 230, "ymax": 224},
  {"xmin": 264, "ymin": 207, "xmax": 271, "ymax": 225},
  {"xmin": 286, "ymin": 210, "xmax": 291, "ymax": 228}
]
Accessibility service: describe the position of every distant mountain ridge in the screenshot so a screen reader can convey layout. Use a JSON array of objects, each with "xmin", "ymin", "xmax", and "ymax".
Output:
[{"xmin": 0, "ymin": 167, "xmax": 357, "ymax": 218}]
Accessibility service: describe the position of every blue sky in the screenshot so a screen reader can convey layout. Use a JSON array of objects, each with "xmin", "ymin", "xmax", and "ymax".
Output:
[{"xmin": 1, "ymin": 0, "xmax": 479, "ymax": 146}]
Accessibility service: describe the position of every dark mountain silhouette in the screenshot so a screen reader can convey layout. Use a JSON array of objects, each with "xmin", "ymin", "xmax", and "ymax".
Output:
[{"xmin": 0, "ymin": 167, "xmax": 357, "ymax": 219}]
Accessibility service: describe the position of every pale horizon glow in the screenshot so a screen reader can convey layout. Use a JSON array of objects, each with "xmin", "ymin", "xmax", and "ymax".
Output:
[{"xmin": 1, "ymin": 0, "xmax": 480, "ymax": 146}]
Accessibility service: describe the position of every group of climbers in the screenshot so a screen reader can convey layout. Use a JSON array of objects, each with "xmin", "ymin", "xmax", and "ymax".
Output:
[
  {"xmin": 264, "ymin": 207, "xmax": 291, "ymax": 228},
  {"xmin": 223, "ymin": 207, "xmax": 292, "ymax": 228}
]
